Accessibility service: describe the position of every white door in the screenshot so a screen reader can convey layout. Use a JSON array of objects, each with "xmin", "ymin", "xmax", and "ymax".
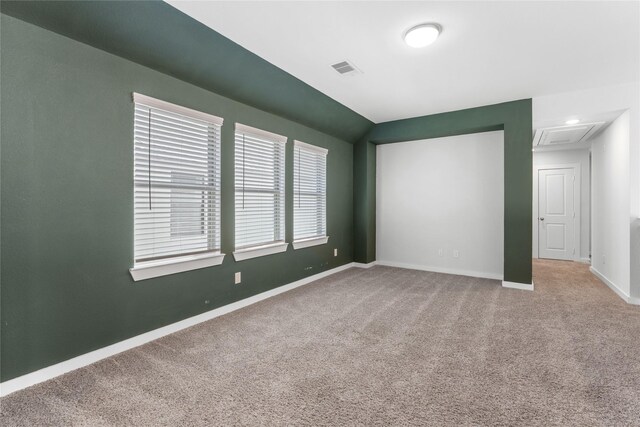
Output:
[{"xmin": 538, "ymin": 168, "xmax": 575, "ymax": 260}]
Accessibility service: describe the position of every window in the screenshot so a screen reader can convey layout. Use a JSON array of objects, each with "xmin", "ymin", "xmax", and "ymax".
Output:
[
  {"xmin": 293, "ymin": 140, "xmax": 328, "ymax": 249},
  {"xmin": 130, "ymin": 93, "xmax": 224, "ymax": 281},
  {"xmin": 234, "ymin": 124, "xmax": 287, "ymax": 260}
]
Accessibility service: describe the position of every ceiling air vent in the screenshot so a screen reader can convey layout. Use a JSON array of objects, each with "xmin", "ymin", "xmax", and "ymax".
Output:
[{"xmin": 331, "ymin": 60, "xmax": 361, "ymax": 76}]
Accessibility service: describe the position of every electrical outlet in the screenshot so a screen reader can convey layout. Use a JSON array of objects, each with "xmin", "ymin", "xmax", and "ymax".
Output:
[
  {"xmin": 453, "ymin": 249, "xmax": 459, "ymax": 258},
  {"xmin": 438, "ymin": 249, "xmax": 443, "ymax": 257},
  {"xmin": 234, "ymin": 272, "xmax": 241, "ymax": 284},
  {"xmin": 334, "ymin": 248, "xmax": 338, "ymax": 257},
  {"xmin": 602, "ymin": 255, "xmax": 606, "ymax": 265},
  {"xmin": 205, "ymin": 300, "xmax": 210, "ymax": 305}
]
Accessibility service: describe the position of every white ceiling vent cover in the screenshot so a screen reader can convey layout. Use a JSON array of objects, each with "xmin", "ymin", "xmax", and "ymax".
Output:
[
  {"xmin": 331, "ymin": 60, "xmax": 362, "ymax": 76},
  {"xmin": 533, "ymin": 122, "xmax": 605, "ymax": 148}
]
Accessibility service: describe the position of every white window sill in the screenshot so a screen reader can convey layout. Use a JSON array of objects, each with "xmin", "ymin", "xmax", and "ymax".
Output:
[
  {"xmin": 292, "ymin": 236, "xmax": 329, "ymax": 250},
  {"xmin": 233, "ymin": 242, "xmax": 289, "ymax": 261},
  {"xmin": 129, "ymin": 252, "xmax": 225, "ymax": 281}
]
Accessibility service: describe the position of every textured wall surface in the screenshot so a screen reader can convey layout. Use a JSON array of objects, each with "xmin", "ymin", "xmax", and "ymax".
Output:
[
  {"xmin": 377, "ymin": 131, "xmax": 504, "ymax": 279},
  {"xmin": 0, "ymin": 15, "xmax": 354, "ymax": 381},
  {"xmin": 590, "ymin": 112, "xmax": 631, "ymax": 296}
]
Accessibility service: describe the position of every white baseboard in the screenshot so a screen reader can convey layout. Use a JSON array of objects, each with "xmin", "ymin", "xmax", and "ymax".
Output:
[
  {"xmin": 502, "ymin": 280, "xmax": 534, "ymax": 291},
  {"xmin": 578, "ymin": 258, "xmax": 591, "ymax": 264},
  {"xmin": 590, "ymin": 266, "xmax": 637, "ymax": 305},
  {"xmin": 352, "ymin": 261, "xmax": 377, "ymax": 269},
  {"xmin": 0, "ymin": 262, "xmax": 356, "ymax": 398},
  {"xmin": 376, "ymin": 260, "xmax": 503, "ymax": 281}
]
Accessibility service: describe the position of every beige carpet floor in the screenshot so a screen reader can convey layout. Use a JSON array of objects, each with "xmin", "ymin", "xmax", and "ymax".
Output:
[{"xmin": 2, "ymin": 259, "xmax": 640, "ymax": 426}]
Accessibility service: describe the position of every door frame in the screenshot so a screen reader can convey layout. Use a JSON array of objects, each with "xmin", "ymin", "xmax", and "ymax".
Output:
[{"xmin": 533, "ymin": 163, "xmax": 581, "ymax": 261}]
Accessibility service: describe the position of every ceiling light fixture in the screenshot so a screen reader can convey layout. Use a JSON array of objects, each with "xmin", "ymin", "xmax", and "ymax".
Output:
[
  {"xmin": 565, "ymin": 119, "xmax": 580, "ymax": 125},
  {"xmin": 403, "ymin": 23, "xmax": 441, "ymax": 48}
]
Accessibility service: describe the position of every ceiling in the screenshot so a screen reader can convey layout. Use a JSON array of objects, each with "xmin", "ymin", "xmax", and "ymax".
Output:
[{"xmin": 167, "ymin": 1, "xmax": 640, "ymax": 124}]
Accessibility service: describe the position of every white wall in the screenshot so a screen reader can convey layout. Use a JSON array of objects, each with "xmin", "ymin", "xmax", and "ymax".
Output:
[
  {"xmin": 533, "ymin": 149, "xmax": 590, "ymax": 261},
  {"xmin": 376, "ymin": 131, "xmax": 504, "ymax": 280},
  {"xmin": 591, "ymin": 111, "xmax": 631, "ymax": 296},
  {"xmin": 534, "ymin": 82, "xmax": 639, "ymax": 300},
  {"xmin": 632, "ymin": 218, "xmax": 640, "ymax": 303}
]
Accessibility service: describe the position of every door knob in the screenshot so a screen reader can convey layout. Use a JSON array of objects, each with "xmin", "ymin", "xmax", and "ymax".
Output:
[{"xmin": 539, "ymin": 217, "xmax": 544, "ymax": 221}]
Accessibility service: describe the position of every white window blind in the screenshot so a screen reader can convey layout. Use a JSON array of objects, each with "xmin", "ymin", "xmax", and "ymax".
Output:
[
  {"xmin": 235, "ymin": 124, "xmax": 286, "ymax": 249},
  {"xmin": 294, "ymin": 140, "xmax": 328, "ymax": 241},
  {"xmin": 133, "ymin": 93, "xmax": 223, "ymax": 264}
]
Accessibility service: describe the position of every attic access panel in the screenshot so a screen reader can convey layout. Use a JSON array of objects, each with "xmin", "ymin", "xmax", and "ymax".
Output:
[{"xmin": 533, "ymin": 122, "xmax": 604, "ymax": 147}]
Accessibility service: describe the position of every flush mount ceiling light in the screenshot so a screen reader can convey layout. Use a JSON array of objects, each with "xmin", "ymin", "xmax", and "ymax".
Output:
[
  {"xmin": 565, "ymin": 119, "xmax": 580, "ymax": 125},
  {"xmin": 403, "ymin": 23, "xmax": 441, "ymax": 48}
]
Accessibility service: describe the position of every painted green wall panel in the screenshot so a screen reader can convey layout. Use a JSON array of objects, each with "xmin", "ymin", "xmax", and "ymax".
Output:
[
  {"xmin": 353, "ymin": 139, "xmax": 377, "ymax": 264},
  {"xmin": 503, "ymin": 119, "xmax": 534, "ymax": 284},
  {"xmin": 0, "ymin": 15, "xmax": 354, "ymax": 382},
  {"xmin": 355, "ymin": 100, "xmax": 533, "ymax": 283}
]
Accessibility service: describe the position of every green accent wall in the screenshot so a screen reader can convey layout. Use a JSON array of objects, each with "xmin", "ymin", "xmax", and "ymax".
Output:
[
  {"xmin": 353, "ymin": 137, "xmax": 377, "ymax": 263},
  {"xmin": 0, "ymin": 15, "xmax": 354, "ymax": 382},
  {"xmin": 354, "ymin": 100, "xmax": 533, "ymax": 284},
  {"xmin": 0, "ymin": 0, "xmax": 374, "ymax": 143}
]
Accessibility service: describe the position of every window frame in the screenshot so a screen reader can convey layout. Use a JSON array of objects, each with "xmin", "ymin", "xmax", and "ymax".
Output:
[
  {"xmin": 129, "ymin": 93, "xmax": 225, "ymax": 281},
  {"xmin": 233, "ymin": 123, "xmax": 288, "ymax": 261},
  {"xmin": 292, "ymin": 140, "xmax": 329, "ymax": 250}
]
